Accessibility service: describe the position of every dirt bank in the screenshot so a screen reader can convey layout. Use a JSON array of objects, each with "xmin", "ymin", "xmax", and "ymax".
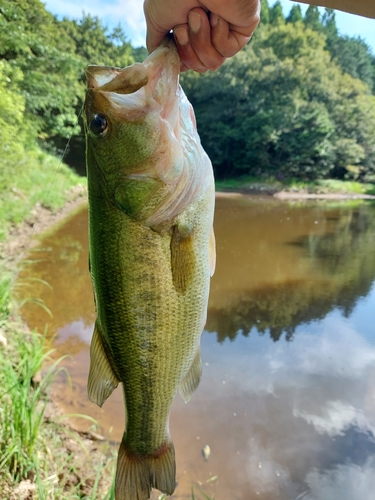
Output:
[
  {"xmin": 274, "ymin": 191, "xmax": 375, "ymax": 200},
  {"xmin": 0, "ymin": 184, "xmax": 87, "ymax": 265},
  {"xmin": 0, "ymin": 185, "xmax": 117, "ymax": 500}
]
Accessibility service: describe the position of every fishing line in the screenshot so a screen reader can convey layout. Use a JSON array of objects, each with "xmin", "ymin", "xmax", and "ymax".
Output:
[{"xmin": 9, "ymin": 102, "xmax": 85, "ymax": 285}]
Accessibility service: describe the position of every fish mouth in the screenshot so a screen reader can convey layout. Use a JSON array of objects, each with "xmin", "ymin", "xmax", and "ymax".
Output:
[{"xmin": 85, "ymin": 36, "xmax": 180, "ymax": 112}]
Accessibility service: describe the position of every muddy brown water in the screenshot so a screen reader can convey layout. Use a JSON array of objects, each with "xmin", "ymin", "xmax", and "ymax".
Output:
[{"xmin": 19, "ymin": 195, "xmax": 375, "ymax": 500}]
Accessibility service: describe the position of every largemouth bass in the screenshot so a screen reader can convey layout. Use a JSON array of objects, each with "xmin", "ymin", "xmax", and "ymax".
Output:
[{"xmin": 83, "ymin": 38, "xmax": 215, "ymax": 500}]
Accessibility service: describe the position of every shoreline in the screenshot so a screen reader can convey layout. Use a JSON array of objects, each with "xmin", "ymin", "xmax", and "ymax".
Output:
[
  {"xmin": 216, "ymin": 189, "xmax": 375, "ymax": 200},
  {"xmin": 0, "ymin": 186, "xmax": 117, "ymax": 500},
  {"xmin": 4, "ymin": 185, "xmax": 375, "ymax": 264},
  {"xmin": 2, "ymin": 185, "xmax": 374, "ymax": 498}
]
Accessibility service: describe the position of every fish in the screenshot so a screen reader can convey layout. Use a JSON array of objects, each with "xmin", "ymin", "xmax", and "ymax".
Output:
[{"xmin": 83, "ymin": 37, "xmax": 216, "ymax": 500}]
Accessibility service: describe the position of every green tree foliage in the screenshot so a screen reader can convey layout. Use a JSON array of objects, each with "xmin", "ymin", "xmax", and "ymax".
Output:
[
  {"xmin": 269, "ymin": 0, "xmax": 284, "ymax": 25},
  {"xmin": 2, "ymin": 0, "xmax": 375, "ymax": 187},
  {"xmin": 260, "ymin": 0, "xmax": 270, "ymax": 24},
  {"xmin": 182, "ymin": 21, "xmax": 375, "ymax": 180},
  {"xmin": 132, "ymin": 46, "xmax": 149, "ymax": 63},
  {"xmin": 286, "ymin": 5, "xmax": 303, "ymax": 24},
  {"xmin": 61, "ymin": 16, "xmax": 134, "ymax": 70},
  {"xmin": 321, "ymin": 8, "xmax": 338, "ymax": 42},
  {"xmin": 328, "ymin": 36, "xmax": 375, "ymax": 92},
  {"xmin": 285, "ymin": 5, "xmax": 375, "ymax": 94},
  {"xmin": 58, "ymin": 15, "xmax": 134, "ymax": 169},
  {"xmin": 0, "ymin": 60, "xmax": 81, "ymax": 240},
  {"xmin": 0, "ymin": 0, "xmax": 134, "ymax": 148},
  {"xmin": 304, "ymin": 5, "xmax": 322, "ymax": 32},
  {"xmin": 0, "ymin": 0, "xmax": 82, "ymax": 141}
]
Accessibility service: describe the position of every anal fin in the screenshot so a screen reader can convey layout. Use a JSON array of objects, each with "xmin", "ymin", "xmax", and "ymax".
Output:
[
  {"xmin": 115, "ymin": 438, "xmax": 176, "ymax": 500},
  {"xmin": 88, "ymin": 323, "xmax": 119, "ymax": 407},
  {"xmin": 179, "ymin": 348, "xmax": 202, "ymax": 403}
]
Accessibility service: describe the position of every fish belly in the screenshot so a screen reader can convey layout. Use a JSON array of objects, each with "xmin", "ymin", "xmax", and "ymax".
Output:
[{"xmin": 87, "ymin": 181, "xmax": 214, "ymax": 499}]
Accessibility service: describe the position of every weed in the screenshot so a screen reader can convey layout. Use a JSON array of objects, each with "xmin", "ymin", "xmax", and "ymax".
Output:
[{"xmin": 0, "ymin": 328, "xmax": 67, "ymax": 480}]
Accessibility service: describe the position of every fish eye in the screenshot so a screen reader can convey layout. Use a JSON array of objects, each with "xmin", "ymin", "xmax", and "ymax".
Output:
[{"xmin": 89, "ymin": 114, "xmax": 108, "ymax": 138}]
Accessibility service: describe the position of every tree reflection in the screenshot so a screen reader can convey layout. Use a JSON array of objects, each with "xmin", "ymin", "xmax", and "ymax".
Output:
[
  {"xmin": 18, "ymin": 201, "xmax": 375, "ymax": 346},
  {"xmin": 207, "ymin": 204, "xmax": 375, "ymax": 343}
]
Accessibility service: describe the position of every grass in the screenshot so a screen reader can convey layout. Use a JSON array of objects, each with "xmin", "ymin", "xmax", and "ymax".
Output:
[
  {"xmin": 0, "ymin": 259, "xmax": 116, "ymax": 498},
  {"xmin": 0, "ymin": 148, "xmax": 85, "ymax": 242},
  {"xmin": 0, "ymin": 328, "xmax": 62, "ymax": 480},
  {"xmin": 215, "ymin": 175, "xmax": 375, "ymax": 195},
  {"xmin": 0, "ymin": 265, "xmax": 213, "ymax": 498}
]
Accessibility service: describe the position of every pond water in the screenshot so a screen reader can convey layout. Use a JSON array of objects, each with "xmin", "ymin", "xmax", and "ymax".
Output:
[{"xmin": 20, "ymin": 194, "xmax": 375, "ymax": 500}]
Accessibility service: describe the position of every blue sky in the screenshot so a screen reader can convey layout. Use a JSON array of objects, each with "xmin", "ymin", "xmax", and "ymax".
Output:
[{"xmin": 43, "ymin": 0, "xmax": 375, "ymax": 52}]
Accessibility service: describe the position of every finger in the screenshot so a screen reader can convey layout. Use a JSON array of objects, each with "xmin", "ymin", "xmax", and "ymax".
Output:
[
  {"xmin": 146, "ymin": 26, "xmax": 169, "ymax": 53},
  {"xmin": 144, "ymin": 0, "xmax": 169, "ymax": 53},
  {"xmin": 174, "ymin": 24, "xmax": 207, "ymax": 73},
  {"xmin": 186, "ymin": 8, "xmax": 225, "ymax": 71},
  {"xmin": 211, "ymin": 15, "xmax": 253, "ymax": 58}
]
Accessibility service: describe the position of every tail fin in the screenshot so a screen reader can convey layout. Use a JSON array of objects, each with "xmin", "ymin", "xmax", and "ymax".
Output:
[{"xmin": 115, "ymin": 438, "xmax": 176, "ymax": 500}]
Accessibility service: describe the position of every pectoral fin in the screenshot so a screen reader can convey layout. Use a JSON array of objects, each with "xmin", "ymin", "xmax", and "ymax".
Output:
[
  {"xmin": 88, "ymin": 323, "xmax": 119, "ymax": 407},
  {"xmin": 179, "ymin": 348, "xmax": 202, "ymax": 403},
  {"xmin": 170, "ymin": 225, "xmax": 196, "ymax": 295},
  {"xmin": 209, "ymin": 227, "xmax": 216, "ymax": 277}
]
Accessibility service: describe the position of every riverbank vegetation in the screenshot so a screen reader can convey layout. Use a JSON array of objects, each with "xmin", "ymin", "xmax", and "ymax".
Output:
[
  {"xmin": 182, "ymin": 2, "xmax": 375, "ymax": 183},
  {"xmin": 0, "ymin": 261, "xmax": 117, "ymax": 498},
  {"xmin": 0, "ymin": 0, "xmax": 374, "ymax": 497},
  {"xmin": 1, "ymin": 0, "xmax": 375, "ymax": 189}
]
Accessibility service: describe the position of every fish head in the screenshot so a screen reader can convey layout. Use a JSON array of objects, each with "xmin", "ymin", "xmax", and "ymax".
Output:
[{"xmin": 84, "ymin": 37, "xmax": 183, "ymax": 209}]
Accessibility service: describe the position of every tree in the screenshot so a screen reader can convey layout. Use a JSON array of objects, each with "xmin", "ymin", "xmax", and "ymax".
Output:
[
  {"xmin": 304, "ymin": 5, "xmax": 322, "ymax": 32},
  {"xmin": 0, "ymin": 0, "xmax": 135, "ymax": 154},
  {"xmin": 260, "ymin": 0, "xmax": 270, "ymax": 24},
  {"xmin": 286, "ymin": 5, "xmax": 303, "ymax": 24},
  {"xmin": 322, "ymin": 8, "xmax": 338, "ymax": 40},
  {"xmin": 61, "ymin": 15, "xmax": 134, "ymax": 69},
  {"xmin": 269, "ymin": 1, "xmax": 284, "ymax": 25},
  {"xmin": 181, "ymin": 21, "xmax": 375, "ymax": 180},
  {"xmin": 328, "ymin": 36, "xmax": 375, "ymax": 92}
]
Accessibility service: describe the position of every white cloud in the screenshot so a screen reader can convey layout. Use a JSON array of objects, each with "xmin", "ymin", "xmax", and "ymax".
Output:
[
  {"xmin": 293, "ymin": 399, "xmax": 374, "ymax": 437},
  {"xmin": 303, "ymin": 456, "xmax": 375, "ymax": 500},
  {"xmin": 202, "ymin": 314, "xmax": 375, "ymax": 442}
]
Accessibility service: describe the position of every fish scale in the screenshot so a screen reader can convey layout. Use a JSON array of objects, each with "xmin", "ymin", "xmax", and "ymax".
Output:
[{"xmin": 84, "ymin": 37, "xmax": 215, "ymax": 499}]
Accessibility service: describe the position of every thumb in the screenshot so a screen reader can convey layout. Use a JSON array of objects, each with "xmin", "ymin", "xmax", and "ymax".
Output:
[
  {"xmin": 146, "ymin": 25, "xmax": 168, "ymax": 53},
  {"xmin": 144, "ymin": 1, "xmax": 169, "ymax": 53}
]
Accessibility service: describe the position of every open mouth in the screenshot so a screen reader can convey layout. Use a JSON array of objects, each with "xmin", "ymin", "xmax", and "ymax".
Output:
[{"xmin": 86, "ymin": 37, "xmax": 180, "ymax": 111}]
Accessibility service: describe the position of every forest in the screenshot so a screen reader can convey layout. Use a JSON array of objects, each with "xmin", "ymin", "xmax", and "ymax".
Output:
[{"xmin": 1, "ymin": 0, "xmax": 375, "ymax": 192}]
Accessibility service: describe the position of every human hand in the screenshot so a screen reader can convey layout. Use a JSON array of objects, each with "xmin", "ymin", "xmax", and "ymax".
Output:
[{"xmin": 144, "ymin": 0, "xmax": 260, "ymax": 72}]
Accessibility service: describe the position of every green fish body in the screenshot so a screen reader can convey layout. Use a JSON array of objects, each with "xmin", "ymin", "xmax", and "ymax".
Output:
[{"xmin": 83, "ymin": 39, "xmax": 215, "ymax": 500}]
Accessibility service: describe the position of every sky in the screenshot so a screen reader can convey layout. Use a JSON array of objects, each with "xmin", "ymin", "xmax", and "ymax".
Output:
[{"xmin": 43, "ymin": 0, "xmax": 375, "ymax": 52}]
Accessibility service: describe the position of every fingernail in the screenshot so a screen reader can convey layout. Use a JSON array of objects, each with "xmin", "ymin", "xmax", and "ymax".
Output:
[
  {"xmin": 188, "ymin": 11, "xmax": 201, "ymax": 33},
  {"xmin": 210, "ymin": 13, "xmax": 219, "ymax": 28},
  {"xmin": 174, "ymin": 26, "xmax": 189, "ymax": 46}
]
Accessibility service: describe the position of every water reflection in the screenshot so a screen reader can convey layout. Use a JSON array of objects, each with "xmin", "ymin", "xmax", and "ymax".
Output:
[
  {"xmin": 208, "ymin": 198, "xmax": 375, "ymax": 342},
  {"xmin": 18, "ymin": 196, "xmax": 375, "ymax": 500}
]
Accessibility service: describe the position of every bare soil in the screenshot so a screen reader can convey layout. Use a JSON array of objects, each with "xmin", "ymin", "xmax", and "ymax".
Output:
[
  {"xmin": 1, "ymin": 185, "xmax": 116, "ymax": 499},
  {"xmin": 3, "ymin": 185, "xmax": 374, "ymax": 499},
  {"xmin": 274, "ymin": 190, "xmax": 375, "ymax": 200},
  {"xmin": 0, "ymin": 185, "xmax": 87, "ymax": 265}
]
